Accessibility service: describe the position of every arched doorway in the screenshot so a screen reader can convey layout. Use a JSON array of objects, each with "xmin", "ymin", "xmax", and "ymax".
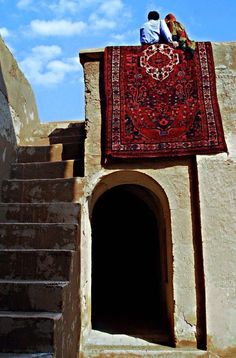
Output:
[{"xmin": 91, "ymin": 184, "xmax": 174, "ymax": 346}]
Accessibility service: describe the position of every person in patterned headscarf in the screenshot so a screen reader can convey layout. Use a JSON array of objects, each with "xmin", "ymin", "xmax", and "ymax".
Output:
[{"xmin": 165, "ymin": 13, "xmax": 196, "ymax": 58}]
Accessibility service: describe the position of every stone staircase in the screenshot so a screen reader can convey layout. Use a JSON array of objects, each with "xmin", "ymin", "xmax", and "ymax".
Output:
[{"xmin": 0, "ymin": 123, "xmax": 85, "ymax": 357}]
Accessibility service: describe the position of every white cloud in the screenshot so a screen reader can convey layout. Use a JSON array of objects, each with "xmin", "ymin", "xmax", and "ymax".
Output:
[
  {"xmin": 99, "ymin": 0, "xmax": 124, "ymax": 17},
  {"xmin": 17, "ymin": 0, "xmax": 33, "ymax": 8},
  {"xmin": 47, "ymin": 57, "xmax": 80, "ymax": 73},
  {"xmin": 89, "ymin": 14, "xmax": 116, "ymax": 30},
  {"xmin": 89, "ymin": 0, "xmax": 124, "ymax": 31},
  {"xmin": 32, "ymin": 45, "xmax": 62, "ymax": 59},
  {"xmin": 0, "ymin": 27, "xmax": 10, "ymax": 38},
  {"xmin": 30, "ymin": 19, "xmax": 87, "ymax": 36},
  {"xmin": 19, "ymin": 45, "xmax": 81, "ymax": 86},
  {"xmin": 108, "ymin": 29, "xmax": 139, "ymax": 46},
  {"xmin": 88, "ymin": 0, "xmax": 128, "ymax": 31},
  {"xmin": 19, "ymin": 0, "xmax": 129, "ymax": 39},
  {"xmin": 50, "ymin": 0, "xmax": 79, "ymax": 14}
]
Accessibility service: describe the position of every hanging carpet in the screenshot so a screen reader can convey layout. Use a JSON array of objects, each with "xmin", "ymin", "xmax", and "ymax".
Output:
[{"xmin": 103, "ymin": 42, "xmax": 227, "ymax": 161}]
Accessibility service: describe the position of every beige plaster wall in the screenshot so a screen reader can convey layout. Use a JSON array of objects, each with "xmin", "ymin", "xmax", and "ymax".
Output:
[
  {"xmin": 0, "ymin": 36, "xmax": 40, "ymax": 145},
  {"xmin": 197, "ymin": 42, "xmax": 236, "ymax": 355},
  {"xmin": 0, "ymin": 89, "xmax": 17, "ymax": 190},
  {"xmin": 80, "ymin": 49, "xmax": 199, "ymax": 353},
  {"xmin": 79, "ymin": 42, "xmax": 236, "ymax": 356},
  {"xmin": 0, "ymin": 36, "xmax": 41, "ymax": 191}
]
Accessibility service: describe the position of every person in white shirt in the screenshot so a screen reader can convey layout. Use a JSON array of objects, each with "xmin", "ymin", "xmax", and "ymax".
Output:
[{"xmin": 140, "ymin": 10, "xmax": 178, "ymax": 47}]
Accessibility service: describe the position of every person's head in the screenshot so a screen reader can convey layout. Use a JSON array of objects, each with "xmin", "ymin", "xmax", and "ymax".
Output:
[
  {"xmin": 165, "ymin": 13, "xmax": 176, "ymax": 23},
  {"xmin": 148, "ymin": 11, "xmax": 159, "ymax": 21}
]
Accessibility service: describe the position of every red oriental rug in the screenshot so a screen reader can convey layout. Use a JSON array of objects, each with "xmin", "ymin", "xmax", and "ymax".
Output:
[{"xmin": 103, "ymin": 42, "xmax": 227, "ymax": 161}]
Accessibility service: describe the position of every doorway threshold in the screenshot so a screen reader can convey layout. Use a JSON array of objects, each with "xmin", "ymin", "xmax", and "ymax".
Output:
[{"xmin": 80, "ymin": 330, "xmax": 207, "ymax": 357}]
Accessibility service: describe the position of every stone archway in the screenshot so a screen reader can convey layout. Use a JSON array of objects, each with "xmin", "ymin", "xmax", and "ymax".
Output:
[{"xmin": 91, "ymin": 183, "xmax": 174, "ymax": 346}]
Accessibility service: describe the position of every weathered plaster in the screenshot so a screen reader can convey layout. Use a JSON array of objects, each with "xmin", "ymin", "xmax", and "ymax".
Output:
[
  {"xmin": 0, "ymin": 35, "xmax": 41, "ymax": 195},
  {"xmin": 196, "ymin": 42, "xmax": 236, "ymax": 353},
  {"xmin": 79, "ymin": 42, "xmax": 236, "ymax": 357},
  {"xmin": 79, "ymin": 48, "xmax": 199, "ymax": 355},
  {"xmin": 0, "ymin": 38, "xmax": 234, "ymax": 356},
  {"xmin": 0, "ymin": 36, "xmax": 40, "ymax": 145},
  {"xmin": 0, "ymin": 90, "xmax": 17, "ymax": 199}
]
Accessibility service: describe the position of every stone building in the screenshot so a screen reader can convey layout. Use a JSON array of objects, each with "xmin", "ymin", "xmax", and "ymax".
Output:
[{"xmin": 0, "ymin": 36, "xmax": 235, "ymax": 357}]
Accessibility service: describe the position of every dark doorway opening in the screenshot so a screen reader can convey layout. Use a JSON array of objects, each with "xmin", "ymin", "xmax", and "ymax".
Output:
[{"xmin": 92, "ymin": 185, "xmax": 173, "ymax": 346}]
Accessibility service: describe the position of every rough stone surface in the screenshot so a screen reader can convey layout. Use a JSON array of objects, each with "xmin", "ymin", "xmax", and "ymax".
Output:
[
  {"xmin": 11, "ymin": 159, "xmax": 83, "ymax": 179},
  {"xmin": 80, "ymin": 54, "xmax": 197, "ymax": 353},
  {"xmin": 0, "ymin": 35, "xmax": 85, "ymax": 199},
  {"xmin": 0, "ymin": 35, "xmax": 39, "ymax": 196},
  {"xmin": 2, "ymin": 178, "xmax": 84, "ymax": 203},
  {"xmin": 17, "ymin": 144, "xmax": 63, "ymax": 163},
  {"xmin": 0, "ymin": 280, "xmax": 68, "ymax": 312},
  {"xmin": 0, "ymin": 90, "xmax": 17, "ymax": 199},
  {"xmin": 79, "ymin": 349, "xmax": 208, "ymax": 358},
  {"xmin": 0, "ymin": 250, "xmax": 74, "ymax": 281},
  {"xmin": 0, "ymin": 203, "xmax": 80, "ymax": 223},
  {"xmin": 0, "ymin": 354, "xmax": 53, "ymax": 357},
  {"xmin": 197, "ymin": 42, "xmax": 236, "ymax": 355},
  {"xmin": 0, "ymin": 223, "xmax": 79, "ymax": 249},
  {"xmin": 0, "ymin": 311, "xmax": 62, "ymax": 353},
  {"xmin": 0, "ymin": 36, "xmax": 40, "ymax": 146},
  {"xmin": 0, "ymin": 40, "xmax": 235, "ymax": 357},
  {"xmin": 79, "ymin": 43, "xmax": 236, "ymax": 357},
  {"xmin": 0, "ymin": 73, "xmax": 83, "ymax": 357}
]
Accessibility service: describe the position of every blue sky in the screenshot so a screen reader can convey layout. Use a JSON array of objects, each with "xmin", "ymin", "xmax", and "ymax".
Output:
[{"xmin": 0, "ymin": 0, "xmax": 235, "ymax": 122}]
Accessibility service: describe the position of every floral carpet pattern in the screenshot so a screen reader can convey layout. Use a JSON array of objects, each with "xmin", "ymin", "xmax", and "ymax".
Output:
[{"xmin": 103, "ymin": 42, "xmax": 227, "ymax": 161}]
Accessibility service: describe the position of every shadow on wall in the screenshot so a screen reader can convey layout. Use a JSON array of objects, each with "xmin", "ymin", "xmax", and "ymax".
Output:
[
  {"xmin": 48, "ymin": 122, "xmax": 86, "ymax": 178},
  {"xmin": 0, "ymin": 62, "xmax": 17, "ymax": 196},
  {"xmin": 189, "ymin": 157, "xmax": 207, "ymax": 350}
]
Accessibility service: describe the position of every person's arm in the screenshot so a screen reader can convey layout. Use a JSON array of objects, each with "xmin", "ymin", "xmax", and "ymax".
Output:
[
  {"xmin": 140, "ymin": 28, "xmax": 146, "ymax": 44},
  {"xmin": 160, "ymin": 20, "xmax": 178, "ymax": 47}
]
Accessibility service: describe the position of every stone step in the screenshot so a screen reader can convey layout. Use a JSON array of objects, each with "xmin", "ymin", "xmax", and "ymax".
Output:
[
  {"xmin": 0, "ymin": 223, "xmax": 79, "ymax": 250},
  {"xmin": 48, "ymin": 123, "xmax": 85, "ymax": 146},
  {"xmin": 62, "ymin": 142, "xmax": 84, "ymax": 161},
  {"xmin": 0, "ymin": 354, "xmax": 53, "ymax": 357},
  {"xmin": 2, "ymin": 178, "xmax": 84, "ymax": 203},
  {"xmin": 0, "ymin": 203, "xmax": 80, "ymax": 223},
  {"xmin": 0, "ymin": 250, "xmax": 73, "ymax": 281},
  {"xmin": 82, "ymin": 348, "xmax": 208, "ymax": 357},
  {"xmin": 17, "ymin": 142, "xmax": 84, "ymax": 163},
  {"xmin": 0, "ymin": 280, "xmax": 68, "ymax": 312},
  {"xmin": 17, "ymin": 144, "xmax": 63, "ymax": 163},
  {"xmin": 11, "ymin": 159, "xmax": 83, "ymax": 179},
  {"xmin": 49, "ymin": 135, "xmax": 85, "ymax": 145},
  {"xmin": 0, "ymin": 311, "xmax": 62, "ymax": 353},
  {"xmin": 48, "ymin": 123, "xmax": 85, "ymax": 141}
]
